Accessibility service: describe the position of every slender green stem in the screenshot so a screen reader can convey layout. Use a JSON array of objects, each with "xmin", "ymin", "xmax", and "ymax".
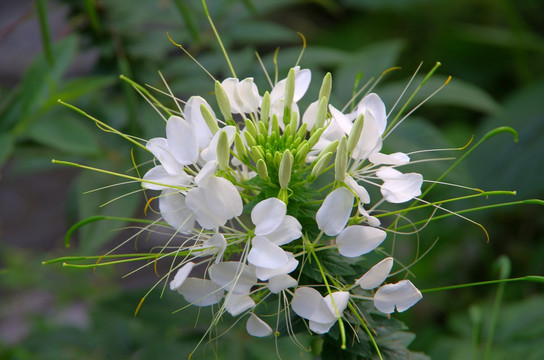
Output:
[
  {"xmin": 347, "ymin": 302, "xmax": 383, "ymax": 360},
  {"xmin": 36, "ymin": 0, "xmax": 54, "ymax": 67},
  {"xmin": 201, "ymin": 0, "xmax": 236, "ymax": 77},
  {"xmin": 484, "ymin": 256, "xmax": 510, "ymax": 360},
  {"xmin": 310, "ymin": 251, "xmax": 347, "ymax": 350},
  {"xmin": 52, "ymin": 159, "xmax": 189, "ymax": 191},
  {"xmin": 421, "ymin": 275, "xmax": 544, "ymax": 293},
  {"xmin": 83, "ymin": 0, "xmax": 101, "ymax": 33}
]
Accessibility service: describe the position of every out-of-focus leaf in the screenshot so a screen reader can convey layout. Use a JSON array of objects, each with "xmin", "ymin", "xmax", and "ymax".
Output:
[
  {"xmin": 467, "ymin": 78, "xmax": 544, "ymax": 198},
  {"xmin": 26, "ymin": 112, "xmax": 101, "ymax": 156},
  {"xmin": 226, "ymin": 20, "xmax": 297, "ymax": 44},
  {"xmin": 0, "ymin": 133, "xmax": 14, "ymax": 168},
  {"xmin": 378, "ymin": 75, "xmax": 501, "ymax": 115},
  {"xmin": 46, "ymin": 76, "xmax": 116, "ymax": 110}
]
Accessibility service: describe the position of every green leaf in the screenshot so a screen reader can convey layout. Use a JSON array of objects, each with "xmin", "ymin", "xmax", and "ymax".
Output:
[
  {"xmin": 26, "ymin": 112, "xmax": 101, "ymax": 156},
  {"xmin": 0, "ymin": 133, "xmax": 14, "ymax": 168}
]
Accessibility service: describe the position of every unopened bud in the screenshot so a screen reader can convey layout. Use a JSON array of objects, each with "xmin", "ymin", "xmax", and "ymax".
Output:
[
  {"xmin": 234, "ymin": 133, "xmax": 248, "ymax": 163},
  {"xmin": 214, "ymin": 81, "xmax": 233, "ymax": 122},
  {"xmin": 312, "ymin": 97, "xmax": 328, "ymax": 134},
  {"xmin": 347, "ymin": 113, "xmax": 364, "ymax": 154},
  {"xmin": 310, "ymin": 152, "xmax": 333, "ymax": 180},
  {"xmin": 335, "ymin": 136, "xmax": 347, "ymax": 182},
  {"xmin": 279, "ymin": 150, "xmax": 293, "ymax": 189},
  {"xmin": 256, "ymin": 159, "xmax": 269, "ymax": 181},
  {"xmin": 200, "ymin": 103, "xmax": 219, "ymax": 134},
  {"xmin": 260, "ymin": 91, "xmax": 270, "ymax": 127},
  {"xmin": 318, "ymin": 72, "xmax": 332, "ymax": 103},
  {"xmin": 217, "ymin": 131, "xmax": 230, "ymax": 171}
]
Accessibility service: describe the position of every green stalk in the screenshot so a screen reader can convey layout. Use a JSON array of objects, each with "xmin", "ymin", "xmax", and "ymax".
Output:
[
  {"xmin": 36, "ymin": 0, "xmax": 54, "ymax": 67},
  {"xmin": 201, "ymin": 0, "xmax": 236, "ymax": 77}
]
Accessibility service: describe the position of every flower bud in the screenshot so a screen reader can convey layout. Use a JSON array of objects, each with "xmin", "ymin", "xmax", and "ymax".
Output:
[
  {"xmin": 245, "ymin": 118, "xmax": 258, "ymax": 138},
  {"xmin": 234, "ymin": 132, "xmax": 248, "ymax": 163},
  {"xmin": 260, "ymin": 91, "xmax": 270, "ymax": 127},
  {"xmin": 318, "ymin": 72, "xmax": 332, "ymax": 103},
  {"xmin": 284, "ymin": 68, "xmax": 296, "ymax": 113},
  {"xmin": 279, "ymin": 150, "xmax": 293, "ymax": 189},
  {"xmin": 295, "ymin": 142, "xmax": 309, "ymax": 165},
  {"xmin": 312, "ymin": 96, "xmax": 328, "ymax": 135},
  {"xmin": 200, "ymin": 103, "xmax": 220, "ymax": 134},
  {"xmin": 335, "ymin": 136, "xmax": 348, "ymax": 182},
  {"xmin": 217, "ymin": 130, "xmax": 230, "ymax": 171},
  {"xmin": 347, "ymin": 113, "xmax": 364, "ymax": 155},
  {"xmin": 310, "ymin": 152, "xmax": 333, "ymax": 181},
  {"xmin": 256, "ymin": 159, "xmax": 270, "ymax": 181},
  {"xmin": 214, "ymin": 81, "xmax": 233, "ymax": 123},
  {"xmin": 307, "ymin": 127, "xmax": 324, "ymax": 149},
  {"xmin": 244, "ymin": 131, "xmax": 256, "ymax": 148},
  {"xmin": 251, "ymin": 145, "xmax": 265, "ymax": 164}
]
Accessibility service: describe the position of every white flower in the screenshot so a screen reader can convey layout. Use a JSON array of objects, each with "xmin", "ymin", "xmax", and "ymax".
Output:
[
  {"xmin": 169, "ymin": 262, "xmax": 195, "ymax": 291},
  {"xmin": 376, "ymin": 167, "xmax": 423, "ymax": 203},
  {"xmin": 268, "ymin": 274, "xmax": 297, "ymax": 294},
  {"xmin": 208, "ymin": 261, "xmax": 257, "ymax": 294},
  {"xmin": 316, "ymin": 187, "xmax": 354, "ymax": 236},
  {"xmin": 221, "ymin": 78, "xmax": 261, "ymax": 114},
  {"xmin": 183, "ymin": 96, "xmax": 216, "ymax": 150},
  {"xmin": 177, "ymin": 278, "xmax": 225, "ymax": 307},
  {"xmin": 369, "ymin": 152, "xmax": 410, "ymax": 166},
  {"xmin": 355, "ymin": 257, "xmax": 394, "ymax": 290},
  {"xmin": 250, "ymin": 198, "xmax": 302, "ymax": 245},
  {"xmin": 291, "ymin": 287, "xmax": 350, "ymax": 334},
  {"xmin": 373, "ymin": 280, "xmax": 422, "ymax": 313},
  {"xmin": 224, "ymin": 293, "xmax": 255, "ymax": 316},
  {"xmin": 336, "ymin": 225, "xmax": 386, "ymax": 257},
  {"xmin": 185, "ymin": 161, "xmax": 243, "ymax": 229}
]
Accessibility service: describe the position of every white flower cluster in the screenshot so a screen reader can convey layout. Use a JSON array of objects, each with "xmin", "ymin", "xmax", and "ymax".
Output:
[{"xmin": 142, "ymin": 67, "xmax": 423, "ymax": 337}]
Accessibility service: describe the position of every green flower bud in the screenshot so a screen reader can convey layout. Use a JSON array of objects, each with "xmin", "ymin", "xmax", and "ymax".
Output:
[
  {"xmin": 295, "ymin": 142, "xmax": 309, "ymax": 165},
  {"xmin": 279, "ymin": 150, "xmax": 293, "ymax": 189},
  {"xmin": 234, "ymin": 132, "xmax": 248, "ymax": 163},
  {"xmin": 310, "ymin": 152, "xmax": 333, "ymax": 181},
  {"xmin": 258, "ymin": 121, "xmax": 268, "ymax": 138},
  {"xmin": 251, "ymin": 145, "xmax": 265, "ymax": 164},
  {"xmin": 245, "ymin": 118, "xmax": 258, "ymax": 138},
  {"xmin": 214, "ymin": 81, "xmax": 233, "ymax": 122},
  {"xmin": 274, "ymin": 151, "xmax": 282, "ymax": 167},
  {"xmin": 288, "ymin": 111, "xmax": 298, "ymax": 135},
  {"xmin": 200, "ymin": 103, "xmax": 220, "ymax": 134},
  {"xmin": 307, "ymin": 127, "xmax": 325, "ymax": 149},
  {"xmin": 314, "ymin": 140, "xmax": 338, "ymax": 165},
  {"xmin": 284, "ymin": 68, "xmax": 296, "ymax": 114},
  {"xmin": 312, "ymin": 96, "xmax": 328, "ymax": 135},
  {"xmin": 260, "ymin": 91, "xmax": 270, "ymax": 127},
  {"xmin": 319, "ymin": 72, "xmax": 332, "ymax": 103},
  {"xmin": 271, "ymin": 114, "xmax": 280, "ymax": 136},
  {"xmin": 296, "ymin": 122, "xmax": 307, "ymax": 139},
  {"xmin": 347, "ymin": 113, "xmax": 364, "ymax": 155},
  {"xmin": 244, "ymin": 131, "xmax": 256, "ymax": 148},
  {"xmin": 217, "ymin": 131, "xmax": 230, "ymax": 171},
  {"xmin": 256, "ymin": 159, "xmax": 270, "ymax": 181},
  {"xmin": 335, "ymin": 136, "xmax": 347, "ymax": 182}
]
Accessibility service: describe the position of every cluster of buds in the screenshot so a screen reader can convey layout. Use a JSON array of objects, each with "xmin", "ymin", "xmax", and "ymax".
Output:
[{"xmin": 142, "ymin": 66, "xmax": 425, "ymax": 338}]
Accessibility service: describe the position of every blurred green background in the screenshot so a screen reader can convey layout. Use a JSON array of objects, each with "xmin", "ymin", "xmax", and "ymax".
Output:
[{"xmin": 1, "ymin": 0, "xmax": 543, "ymax": 359}]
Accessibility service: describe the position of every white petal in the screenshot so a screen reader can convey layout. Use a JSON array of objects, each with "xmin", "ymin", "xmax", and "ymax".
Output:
[
  {"xmin": 225, "ymin": 293, "xmax": 255, "ymax": 316},
  {"xmin": 251, "ymin": 198, "xmax": 286, "ymax": 236},
  {"xmin": 324, "ymin": 291, "xmax": 350, "ymax": 316},
  {"xmin": 328, "ymin": 105, "xmax": 353, "ymax": 135},
  {"xmin": 369, "ymin": 152, "xmax": 410, "ymax": 165},
  {"xmin": 293, "ymin": 68, "xmax": 311, "ymax": 102},
  {"xmin": 205, "ymin": 177, "xmax": 243, "ymax": 220},
  {"xmin": 291, "ymin": 287, "xmax": 335, "ymax": 324},
  {"xmin": 194, "ymin": 160, "xmax": 217, "ymax": 185},
  {"xmin": 358, "ymin": 204, "xmax": 381, "ymax": 227},
  {"xmin": 184, "ymin": 96, "xmax": 214, "ymax": 149},
  {"xmin": 202, "ymin": 126, "xmax": 236, "ymax": 163},
  {"xmin": 344, "ymin": 175, "xmax": 370, "ymax": 204},
  {"xmin": 202, "ymin": 233, "xmax": 227, "ymax": 264},
  {"xmin": 159, "ymin": 189, "xmax": 195, "ymax": 233},
  {"xmin": 309, "ymin": 320, "xmax": 336, "ymax": 334},
  {"xmin": 356, "ymin": 93, "xmax": 387, "ymax": 135},
  {"xmin": 208, "ymin": 262, "xmax": 256, "ymax": 294},
  {"xmin": 186, "ymin": 187, "xmax": 226, "ymax": 229},
  {"xmin": 142, "ymin": 165, "xmax": 191, "ymax": 190},
  {"xmin": 246, "ymin": 314, "xmax": 273, "ymax": 337},
  {"xmin": 248, "ymin": 236, "xmax": 289, "ymax": 270},
  {"xmin": 254, "ymin": 252, "xmax": 298, "ymax": 281},
  {"xmin": 356, "ymin": 257, "xmax": 394, "ymax": 290},
  {"xmin": 374, "ymin": 280, "xmax": 422, "ymax": 313},
  {"xmin": 376, "ymin": 167, "xmax": 423, "ymax": 203},
  {"xmin": 336, "ymin": 225, "xmax": 386, "ymax": 257},
  {"xmin": 146, "ymin": 137, "xmax": 180, "ymax": 175},
  {"xmin": 265, "ymin": 215, "xmax": 302, "ymax": 245},
  {"xmin": 316, "ymin": 187, "xmax": 354, "ymax": 236},
  {"xmin": 302, "ymin": 100, "xmax": 318, "ymax": 130},
  {"xmin": 268, "ymin": 274, "xmax": 297, "ymax": 293},
  {"xmin": 221, "ymin": 78, "xmax": 242, "ymax": 114},
  {"xmin": 166, "ymin": 116, "xmax": 199, "ymax": 165},
  {"xmin": 237, "ymin": 78, "xmax": 261, "ymax": 113},
  {"xmin": 178, "ymin": 278, "xmax": 224, "ymax": 306},
  {"xmin": 169, "ymin": 262, "xmax": 194, "ymax": 291},
  {"xmin": 351, "ymin": 110, "xmax": 382, "ymax": 160}
]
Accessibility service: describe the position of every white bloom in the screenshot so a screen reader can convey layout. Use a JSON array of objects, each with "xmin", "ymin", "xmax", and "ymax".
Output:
[
  {"xmin": 316, "ymin": 187, "xmax": 354, "ymax": 236},
  {"xmin": 251, "ymin": 198, "xmax": 302, "ymax": 245},
  {"xmin": 169, "ymin": 262, "xmax": 194, "ymax": 291},
  {"xmin": 142, "ymin": 137, "xmax": 193, "ymax": 190},
  {"xmin": 221, "ymin": 78, "xmax": 261, "ymax": 114},
  {"xmin": 209, "ymin": 262, "xmax": 257, "ymax": 294},
  {"xmin": 248, "ymin": 236, "xmax": 289, "ymax": 270},
  {"xmin": 356, "ymin": 257, "xmax": 394, "ymax": 290},
  {"xmin": 246, "ymin": 314, "xmax": 273, "ymax": 337},
  {"xmin": 374, "ymin": 280, "xmax": 422, "ymax": 313},
  {"xmin": 224, "ymin": 293, "xmax": 255, "ymax": 316},
  {"xmin": 376, "ymin": 167, "xmax": 423, "ymax": 203},
  {"xmin": 369, "ymin": 152, "xmax": 410, "ymax": 166},
  {"xmin": 268, "ymin": 274, "xmax": 297, "ymax": 293},
  {"xmin": 184, "ymin": 96, "xmax": 216, "ymax": 149},
  {"xmin": 291, "ymin": 287, "xmax": 350, "ymax": 334},
  {"xmin": 177, "ymin": 278, "xmax": 224, "ymax": 306},
  {"xmin": 344, "ymin": 174, "xmax": 370, "ymax": 204}
]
